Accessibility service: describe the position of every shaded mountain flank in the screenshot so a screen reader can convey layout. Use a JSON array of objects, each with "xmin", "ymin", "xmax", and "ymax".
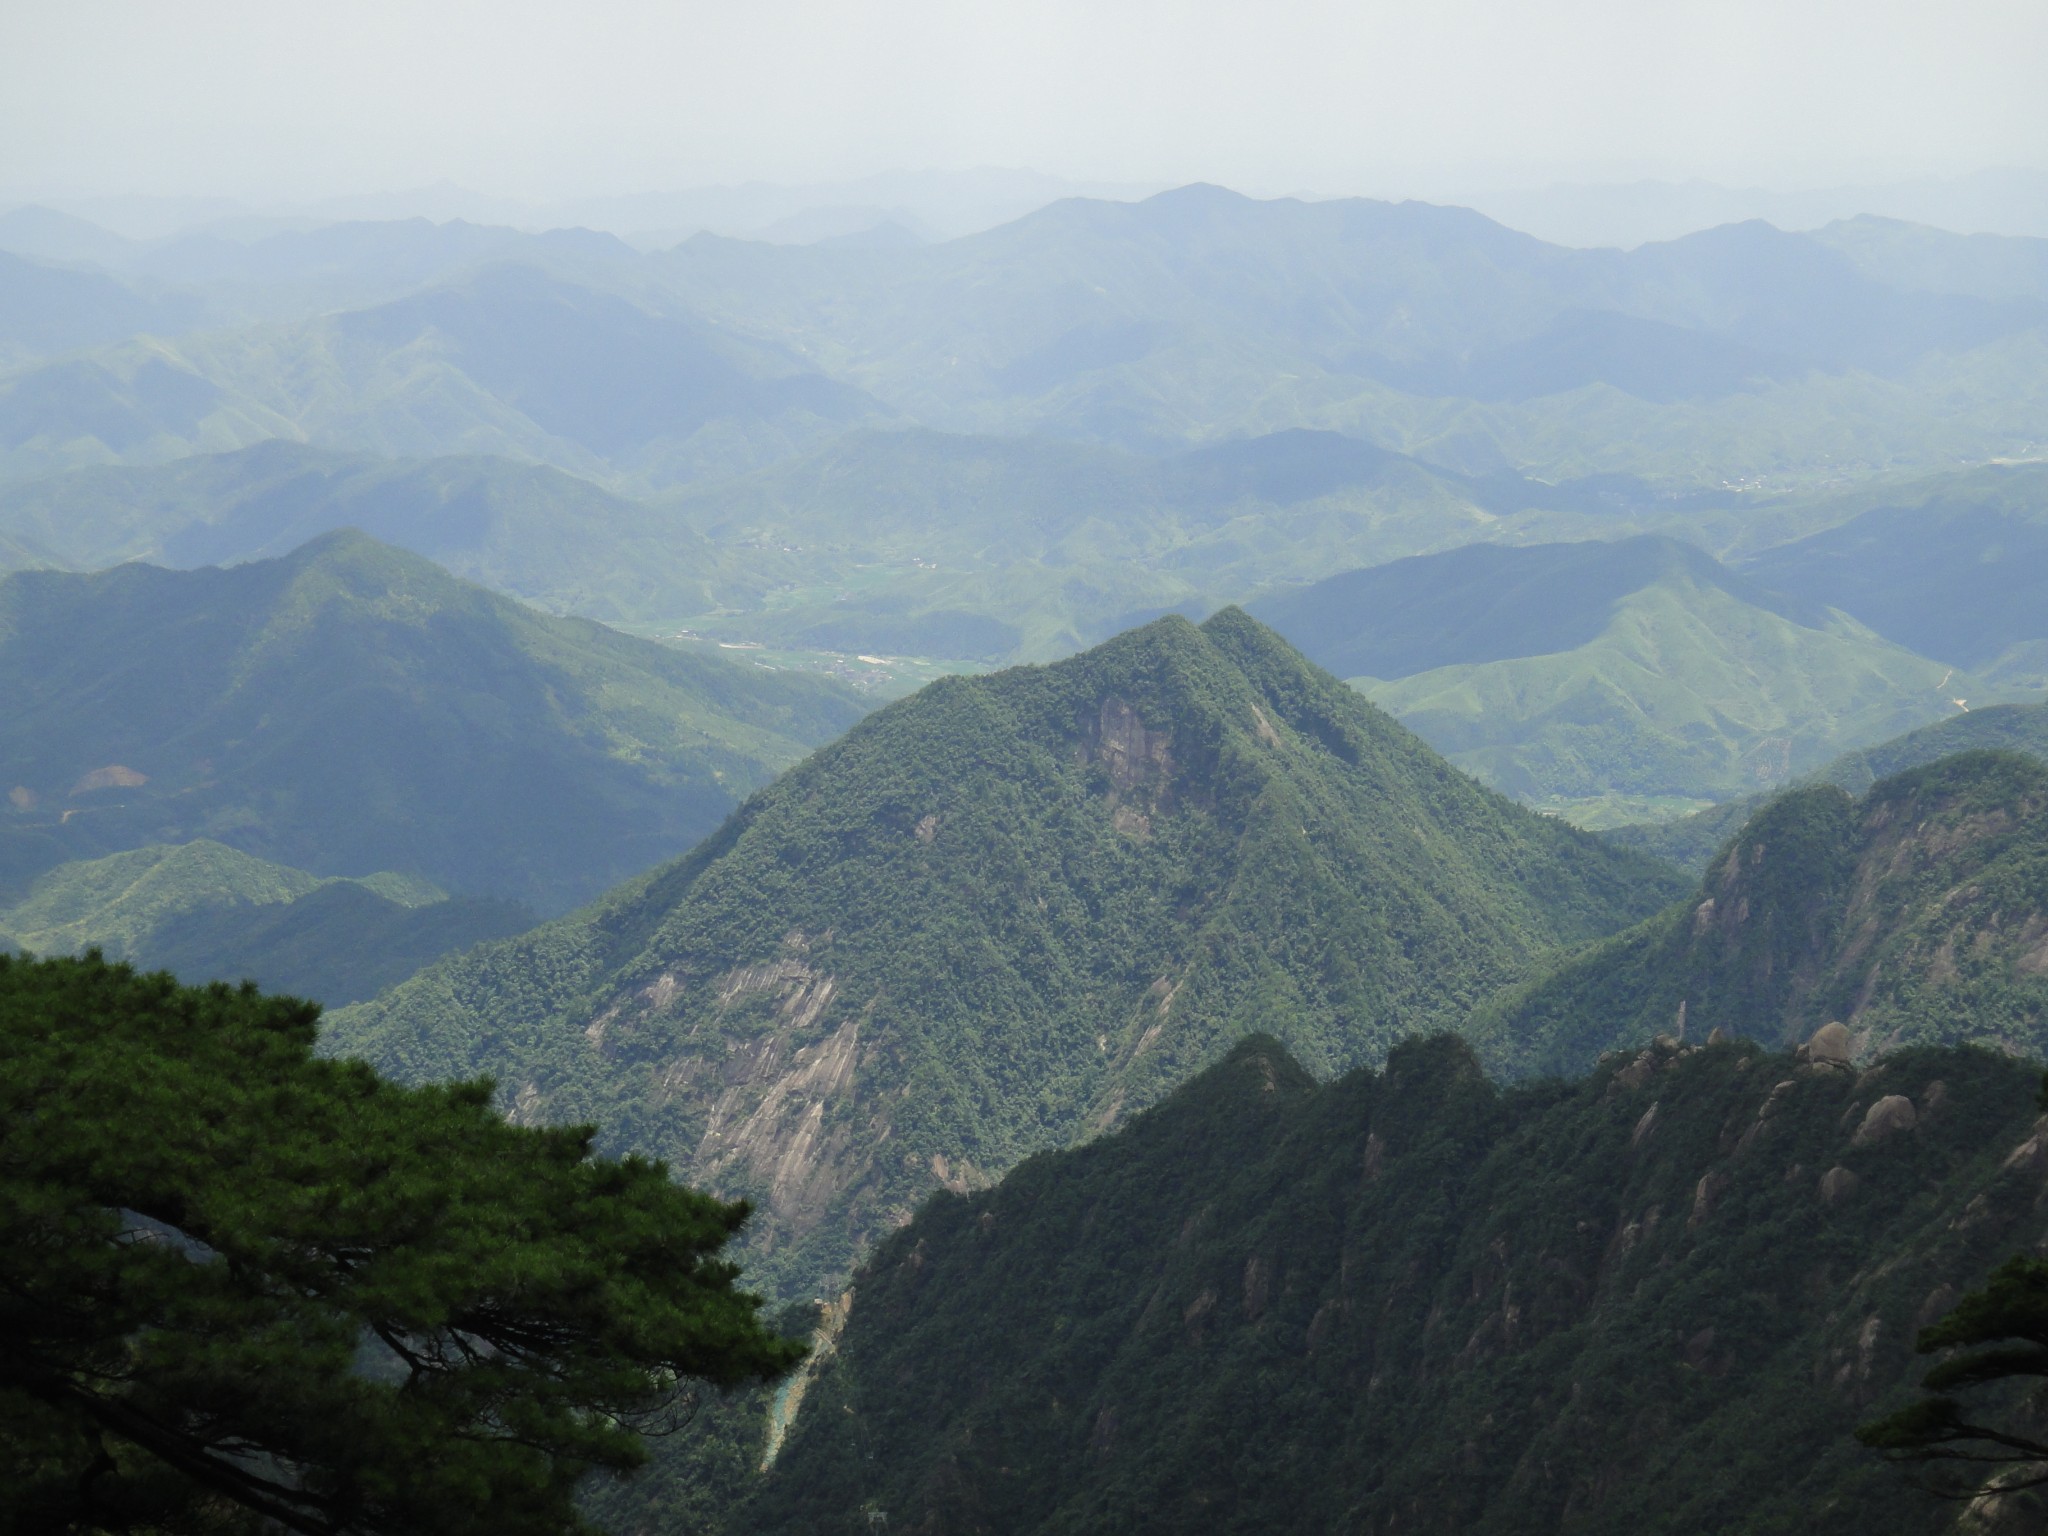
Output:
[
  {"xmin": 325, "ymin": 609, "xmax": 1682, "ymax": 1301},
  {"xmin": 1741, "ymin": 463, "xmax": 2048, "ymax": 690},
  {"xmin": 0, "ymin": 531, "xmax": 866, "ymax": 912},
  {"xmin": 744, "ymin": 1029, "xmax": 2048, "ymax": 1535}
]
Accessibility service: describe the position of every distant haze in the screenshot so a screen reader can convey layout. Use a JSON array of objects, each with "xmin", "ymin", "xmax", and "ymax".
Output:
[{"xmin": 3, "ymin": 0, "xmax": 2044, "ymax": 219}]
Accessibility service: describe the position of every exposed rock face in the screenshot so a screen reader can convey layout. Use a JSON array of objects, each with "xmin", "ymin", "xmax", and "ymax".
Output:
[
  {"xmin": 1086, "ymin": 694, "xmax": 1177, "ymax": 798},
  {"xmin": 1853, "ymin": 1094, "xmax": 1919, "ymax": 1148},
  {"xmin": 1808, "ymin": 1022, "xmax": 1854, "ymax": 1066}
]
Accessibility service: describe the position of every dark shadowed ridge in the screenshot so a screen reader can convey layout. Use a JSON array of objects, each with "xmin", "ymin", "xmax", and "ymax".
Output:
[
  {"xmin": 745, "ymin": 1020, "xmax": 2047, "ymax": 1533},
  {"xmin": 0, "ymin": 530, "xmax": 865, "ymax": 911}
]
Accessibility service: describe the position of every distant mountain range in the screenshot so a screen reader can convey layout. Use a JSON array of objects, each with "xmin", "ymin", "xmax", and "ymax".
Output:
[
  {"xmin": 0, "ymin": 440, "xmax": 754, "ymax": 624},
  {"xmin": 0, "ymin": 531, "xmax": 865, "ymax": 912},
  {"xmin": 0, "ymin": 264, "xmax": 888, "ymax": 488},
  {"xmin": 1464, "ymin": 167, "xmax": 2048, "ymax": 248},
  {"xmin": 0, "ymin": 428, "xmax": 1736, "ymax": 658},
  {"xmin": 2, "ymin": 187, "xmax": 2043, "ymax": 492}
]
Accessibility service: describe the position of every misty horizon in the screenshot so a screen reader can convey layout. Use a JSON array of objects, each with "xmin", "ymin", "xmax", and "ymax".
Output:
[{"xmin": 7, "ymin": 2, "xmax": 2045, "ymax": 207}]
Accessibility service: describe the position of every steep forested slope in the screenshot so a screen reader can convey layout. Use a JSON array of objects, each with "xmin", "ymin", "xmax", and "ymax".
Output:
[
  {"xmin": 0, "ymin": 532, "xmax": 865, "ymax": 910},
  {"xmin": 746, "ymin": 1031, "xmax": 2048, "ymax": 1535},
  {"xmin": 1483, "ymin": 750, "xmax": 2048, "ymax": 1078},
  {"xmin": 327, "ymin": 610, "xmax": 1681, "ymax": 1300}
]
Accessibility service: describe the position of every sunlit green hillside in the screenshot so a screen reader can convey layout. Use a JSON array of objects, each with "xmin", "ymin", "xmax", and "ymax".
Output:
[
  {"xmin": 1363, "ymin": 577, "xmax": 1973, "ymax": 822},
  {"xmin": 0, "ymin": 838, "xmax": 526, "ymax": 1006}
]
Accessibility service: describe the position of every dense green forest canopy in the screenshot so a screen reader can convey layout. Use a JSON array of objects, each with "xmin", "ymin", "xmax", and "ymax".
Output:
[{"xmin": 746, "ymin": 1029, "xmax": 2048, "ymax": 1535}]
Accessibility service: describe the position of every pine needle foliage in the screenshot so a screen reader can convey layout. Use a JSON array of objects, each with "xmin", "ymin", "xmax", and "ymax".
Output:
[{"xmin": 0, "ymin": 951, "xmax": 801, "ymax": 1536}]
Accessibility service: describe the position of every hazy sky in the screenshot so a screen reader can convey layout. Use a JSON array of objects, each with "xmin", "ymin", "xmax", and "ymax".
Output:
[{"xmin": 4, "ymin": 0, "xmax": 2045, "ymax": 203}]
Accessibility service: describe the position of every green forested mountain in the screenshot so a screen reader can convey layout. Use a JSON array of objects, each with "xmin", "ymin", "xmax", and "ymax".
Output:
[
  {"xmin": 0, "ymin": 531, "xmax": 866, "ymax": 911},
  {"xmin": 1480, "ymin": 750, "xmax": 2048, "ymax": 1079},
  {"xmin": 745, "ymin": 1030, "xmax": 2048, "ymax": 1535},
  {"xmin": 327, "ymin": 610, "xmax": 1680, "ymax": 1301},
  {"xmin": 1250, "ymin": 535, "xmax": 1977, "ymax": 823},
  {"xmin": 0, "ymin": 839, "xmax": 529, "ymax": 1006}
]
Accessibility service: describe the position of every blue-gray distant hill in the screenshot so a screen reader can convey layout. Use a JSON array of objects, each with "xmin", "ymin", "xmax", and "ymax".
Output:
[
  {"xmin": 656, "ymin": 186, "xmax": 2048, "ymax": 475},
  {"xmin": 0, "ymin": 264, "xmax": 890, "ymax": 488},
  {"xmin": 1248, "ymin": 535, "xmax": 1976, "ymax": 818},
  {"xmin": 0, "ymin": 250, "xmax": 201, "ymax": 370},
  {"xmin": 1740, "ymin": 462, "xmax": 2048, "ymax": 688},
  {"xmin": 0, "ymin": 531, "xmax": 866, "ymax": 912}
]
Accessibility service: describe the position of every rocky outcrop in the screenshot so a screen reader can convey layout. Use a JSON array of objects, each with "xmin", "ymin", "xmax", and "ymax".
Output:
[{"xmin": 1852, "ymin": 1094, "xmax": 1919, "ymax": 1148}]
